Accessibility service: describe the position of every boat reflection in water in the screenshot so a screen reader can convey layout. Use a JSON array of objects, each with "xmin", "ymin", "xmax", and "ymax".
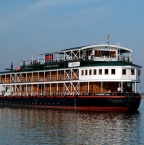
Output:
[{"xmin": 0, "ymin": 107, "xmax": 142, "ymax": 145}]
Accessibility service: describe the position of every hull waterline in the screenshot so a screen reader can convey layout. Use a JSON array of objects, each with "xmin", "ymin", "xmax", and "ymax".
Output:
[{"xmin": 0, "ymin": 94, "xmax": 141, "ymax": 112}]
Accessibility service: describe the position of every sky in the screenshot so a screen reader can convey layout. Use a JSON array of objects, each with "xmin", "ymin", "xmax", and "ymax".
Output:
[{"xmin": 0, "ymin": 0, "xmax": 144, "ymax": 90}]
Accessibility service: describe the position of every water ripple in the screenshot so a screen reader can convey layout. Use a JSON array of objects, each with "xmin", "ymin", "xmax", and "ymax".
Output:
[{"xmin": 0, "ymin": 102, "xmax": 144, "ymax": 145}]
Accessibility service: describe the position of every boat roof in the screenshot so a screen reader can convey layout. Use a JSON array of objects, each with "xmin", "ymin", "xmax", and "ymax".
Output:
[
  {"xmin": 81, "ymin": 61, "xmax": 142, "ymax": 68},
  {"xmin": 62, "ymin": 44, "xmax": 133, "ymax": 53}
]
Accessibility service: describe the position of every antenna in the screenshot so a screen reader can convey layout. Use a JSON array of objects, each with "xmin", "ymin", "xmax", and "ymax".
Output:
[
  {"xmin": 107, "ymin": 33, "xmax": 110, "ymax": 45},
  {"xmin": 11, "ymin": 62, "xmax": 13, "ymax": 70}
]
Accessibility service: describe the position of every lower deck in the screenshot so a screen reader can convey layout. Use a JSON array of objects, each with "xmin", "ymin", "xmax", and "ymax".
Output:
[{"xmin": 2, "ymin": 81, "xmax": 135, "ymax": 97}]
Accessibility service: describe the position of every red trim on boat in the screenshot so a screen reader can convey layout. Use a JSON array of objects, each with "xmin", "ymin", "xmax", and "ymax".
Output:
[
  {"xmin": 5, "ymin": 104, "xmax": 137, "ymax": 111},
  {"xmin": 55, "ymin": 96, "xmax": 65, "ymax": 98},
  {"xmin": 66, "ymin": 95, "xmax": 75, "ymax": 99},
  {"xmin": 135, "ymin": 96, "xmax": 141, "ymax": 98},
  {"xmin": 13, "ymin": 96, "xmax": 21, "ymax": 98},
  {"xmin": 0, "ymin": 96, "xmax": 5, "ymax": 98},
  {"xmin": 77, "ymin": 95, "xmax": 125, "ymax": 99},
  {"xmin": 6, "ymin": 96, "xmax": 13, "ymax": 98},
  {"xmin": 45, "ymin": 96, "xmax": 54, "ymax": 98},
  {"xmin": 22, "ymin": 96, "xmax": 30, "ymax": 99},
  {"xmin": 36, "ymin": 95, "xmax": 45, "ymax": 99}
]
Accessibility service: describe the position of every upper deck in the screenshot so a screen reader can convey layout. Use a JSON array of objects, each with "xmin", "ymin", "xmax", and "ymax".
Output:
[
  {"xmin": 3, "ymin": 43, "xmax": 134, "ymax": 72},
  {"xmin": 23, "ymin": 43, "xmax": 133, "ymax": 65},
  {"xmin": 62, "ymin": 44, "xmax": 133, "ymax": 62}
]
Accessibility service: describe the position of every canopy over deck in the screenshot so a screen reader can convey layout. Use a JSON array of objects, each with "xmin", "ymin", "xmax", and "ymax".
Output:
[{"xmin": 62, "ymin": 44, "xmax": 133, "ymax": 53}]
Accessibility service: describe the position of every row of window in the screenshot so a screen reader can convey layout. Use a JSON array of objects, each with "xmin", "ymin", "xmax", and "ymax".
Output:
[
  {"xmin": 81, "ymin": 69, "xmax": 115, "ymax": 75},
  {"xmin": 122, "ymin": 69, "xmax": 141, "ymax": 75},
  {"xmin": 81, "ymin": 69, "xmax": 141, "ymax": 76}
]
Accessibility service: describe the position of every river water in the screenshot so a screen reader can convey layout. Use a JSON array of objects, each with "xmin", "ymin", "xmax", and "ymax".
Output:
[{"xmin": 0, "ymin": 100, "xmax": 144, "ymax": 145}]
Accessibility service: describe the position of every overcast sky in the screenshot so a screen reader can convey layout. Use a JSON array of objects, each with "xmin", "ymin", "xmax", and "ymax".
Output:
[{"xmin": 0, "ymin": 0, "xmax": 144, "ymax": 90}]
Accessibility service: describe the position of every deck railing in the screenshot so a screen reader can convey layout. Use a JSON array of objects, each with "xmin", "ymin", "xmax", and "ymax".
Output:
[
  {"xmin": 0, "ymin": 91, "xmax": 140, "ymax": 97},
  {"xmin": 0, "ymin": 77, "xmax": 79, "ymax": 84},
  {"xmin": 21, "ymin": 55, "xmax": 131, "ymax": 66}
]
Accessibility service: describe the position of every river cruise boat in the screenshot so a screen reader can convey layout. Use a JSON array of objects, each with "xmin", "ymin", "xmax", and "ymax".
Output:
[{"xmin": 0, "ymin": 42, "xmax": 142, "ymax": 111}]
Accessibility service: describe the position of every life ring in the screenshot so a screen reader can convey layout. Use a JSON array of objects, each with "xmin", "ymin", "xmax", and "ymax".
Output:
[{"xmin": 127, "ymin": 83, "xmax": 131, "ymax": 87}]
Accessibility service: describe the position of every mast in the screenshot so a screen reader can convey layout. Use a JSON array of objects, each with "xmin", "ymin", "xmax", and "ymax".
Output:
[{"xmin": 107, "ymin": 33, "xmax": 110, "ymax": 45}]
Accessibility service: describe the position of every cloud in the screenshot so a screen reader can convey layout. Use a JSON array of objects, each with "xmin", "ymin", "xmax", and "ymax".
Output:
[
  {"xmin": 26, "ymin": 0, "xmax": 74, "ymax": 12},
  {"xmin": 0, "ymin": 0, "xmax": 79, "ymax": 33},
  {"xmin": 0, "ymin": 0, "xmax": 112, "ymax": 34}
]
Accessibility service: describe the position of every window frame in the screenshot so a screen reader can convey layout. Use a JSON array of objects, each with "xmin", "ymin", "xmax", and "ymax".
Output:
[
  {"xmin": 99, "ymin": 69, "xmax": 102, "ymax": 75},
  {"xmin": 89, "ymin": 69, "xmax": 92, "ymax": 75},
  {"xmin": 81, "ymin": 70, "xmax": 84, "ymax": 76},
  {"xmin": 138, "ymin": 70, "xmax": 141, "ymax": 76},
  {"xmin": 85, "ymin": 70, "xmax": 87, "ymax": 75},
  {"xmin": 111, "ymin": 69, "xmax": 115, "ymax": 75},
  {"xmin": 122, "ymin": 69, "xmax": 126, "ymax": 75},
  {"xmin": 93, "ymin": 69, "xmax": 97, "ymax": 75},
  {"xmin": 131, "ymin": 69, "xmax": 135, "ymax": 75},
  {"xmin": 105, "ymin": 69, "xmax": 109, "ymax": 75}
]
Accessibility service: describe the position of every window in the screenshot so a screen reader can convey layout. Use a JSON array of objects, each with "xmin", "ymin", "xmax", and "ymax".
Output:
[
  {"xmin": 99, "ymin": 69, "xmax": 102, "ymax": 75},
  {"xmin": 105, "ymin": 69, "xmax": 108, "ymax": 75},
  {"xmin": 111, "ymin": 69, "xmax": 115, "ymax": 75},
  {"xmin": 131, "ymin": 69, "xmax": 135, "ymax": 75},
  {"xmin": 81, "ymin": 70, "xmax": 84, "ymax": 76},
  {"xmin": 93, "ymin": 69, "xmax": 97, "ymax": 75},
  {"xmin": 89, "ymin": 69, "xmax": 92, "ymax": 75},
  {"xmin": 138, "ymin": 70, "xmax": 141, "ymax": 76},
  {"xmin": 122, "ymin": 69, "xmax": 126, "ymax": 75},
  {"xmin": 85, "ymin": 70, "xmax": 87, "ymax": 75}
]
